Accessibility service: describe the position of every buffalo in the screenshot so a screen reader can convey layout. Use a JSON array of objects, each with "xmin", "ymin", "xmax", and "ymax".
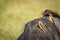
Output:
[{"xmin": 17, "ymin": 10, "xmax": 60, "ymax": 40}]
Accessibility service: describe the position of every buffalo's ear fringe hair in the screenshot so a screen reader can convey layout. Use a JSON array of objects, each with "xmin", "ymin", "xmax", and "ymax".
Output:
[{"xmin": 43, "ymin": 10, "xmax": 60, "ymax": 18}]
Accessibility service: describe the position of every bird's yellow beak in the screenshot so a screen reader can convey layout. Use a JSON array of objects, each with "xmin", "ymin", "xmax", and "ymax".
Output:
[
  {"xmin": 49, "ymin": 14, "xmax": 54, "ymax": 23},
  {"xmin": 38, "ymin": 21, "xmax": 45, "ymax": 32}
]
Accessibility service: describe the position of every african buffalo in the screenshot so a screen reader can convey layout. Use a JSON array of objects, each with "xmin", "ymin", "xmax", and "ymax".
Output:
[{"xmin": 17, "ymin": 10, "xmax": 60, "ymax": 40}]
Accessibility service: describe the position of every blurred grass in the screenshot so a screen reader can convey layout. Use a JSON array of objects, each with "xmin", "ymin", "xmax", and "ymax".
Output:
[{"xmin": 0, "ymin": 0, "xmax": 60, "ymax": 40}]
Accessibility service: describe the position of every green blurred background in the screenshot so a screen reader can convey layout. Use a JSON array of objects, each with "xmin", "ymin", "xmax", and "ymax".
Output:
[{"xmin": 0, "ymin": 0, "xmax": 60, "ymax": 40}]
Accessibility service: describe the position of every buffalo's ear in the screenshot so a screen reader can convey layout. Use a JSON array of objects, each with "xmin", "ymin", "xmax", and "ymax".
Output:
[
  {"xmin": 43, "ymin": 10, "xmax": 60, "ymax": 18},
  {"xmin": 49, "ymin": 14, "xmax": 54, "ymax": 23},
  {"xmin": 38, "ymin": 21, "xmax": 45, "ymax": 33}
]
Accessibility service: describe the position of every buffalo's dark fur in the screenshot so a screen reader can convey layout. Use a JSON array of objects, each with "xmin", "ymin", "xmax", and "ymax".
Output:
[{"xmin": 17, "ymin": 10, "xmax": 60, "ymax": 40}]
